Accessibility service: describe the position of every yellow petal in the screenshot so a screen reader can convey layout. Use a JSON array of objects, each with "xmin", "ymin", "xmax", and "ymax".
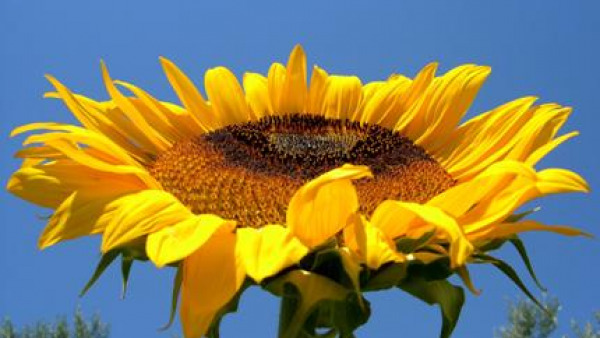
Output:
[
  {"xmin": 438, "ymin": 100, "xmax": 576, "ymax": 181},
  {"xmin": 307, "ymin": 65, "xmax": 329, "ymax": 115},
  {"xmin": 278, "ymin": 45, "xmax": 308, "ymax": 114},
  {"xmin": 428, "ymin": 160, "xmax": 536, "ymax": 218},
  {"xmin": 378, "ymin": 62, "xmax": 437, "ymax": 128},
  {"xmin": 205, "ymin": 66, "xmax": 254, "ymax": 125},
  {"xmin": 460, "ymin": 167, "xmax": 589, "ymax": 235},
  {"xmin": 437, "ymin": 96, "xmax": 538, "ymax": 170},
  {"xmin": 405, "ymin": 65, "xmax": 491, "ymax": 149},
  {"xmin": 321, "ymin": 75, "xmax": 363, "ymax": 120},
  {"xmin": 371, "ymin": 201, "xmax": 472, "ymax": 267},
  {"xmin": 146, "ymin": 214, "xmax": 236, "ymax": 267},
  {"xmin": 243, "ymin": 72, "xmax": 272, "ymax": 118},
  {"xmin": 180, "ymin": 232, "xmax": 245, "ymax": 338},
  {"xmin": 24, "ymin": 137, "xmax": 156, "ymax": 187},
  {"xmin": 267, "ymin": 62, "xmax": 286, "ymax": 114},
  {"xmin": 100, "ymin": 62, "xmax": 171, "ymax": 153},
  {"xmin": 7, "ymin": 166, "xmax": 70, "ymax": 208},
  {"xmin": 536, "ymin": 167, "xmax": 590, "ymax": 194},
  {"xmin": 13, "ymin": 124, "xmax": 159, "ymax": 189},
  {"xmin": 360, "ymin": 76, "xmax": 412, "ymax": 127},
  {"xmin": 236, "ymin": 224, "xmax": 308, "ymax": 283},
  {"xmin": 7, "ymin": 161, "xmax": 147, "ymax": 209},
  {"xmin": 525, "ymin": 131, "xmax": 578, "ymax": 166},
  {"xmin": 101, "ymin": 190, "xmax": 192, "ymax": 253},
  {"xmin": 286, "ymin": 164, "xmax": 372, "ymax": 248},
  {"xmin": 353, "ymin": 80, "xmax": 385, "ymax": 121},
  {"xmin": 114, "ymin": 80, "xmax": 197, "ymax": 141},
  {"xmin": 160, "ymin": 57, "xmax": 215, "ymax": 131},
  {"xmin": 338, "ymin": 247, "xmax": 363, "ymax": 294},
  {"xmin": 14, "ymin": 122, "xmax": 140, "ymax": 168},
  {"xmin": 468, "ymin": 220, "xmax": 591, "ymax": 241},
  {"xmin": 38, "ymin": 192, "xmax": 122, "ymax": 249},
  {"xmin": 43, "ymin": 76, "xmax": 149, "ymax": 160},
  {"xmin": 506, "ymin": 105, "xmax": 571, "ymax": 161}
]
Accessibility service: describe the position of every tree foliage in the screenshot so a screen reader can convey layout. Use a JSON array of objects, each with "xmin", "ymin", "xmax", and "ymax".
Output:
[
  {"xmin": 0, "ymin": 309, "xmax": 109, "ymax": 338},
  {"xmin": 495, "ymin": 296, "xmax": 560, "ymax": 338},
  {"xmin": 496, "ymin": 296, "xmax": 599, "ymax": 338}
]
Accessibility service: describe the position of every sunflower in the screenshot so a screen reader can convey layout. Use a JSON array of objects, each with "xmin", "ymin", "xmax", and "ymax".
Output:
[{"xmin": 8, "ymin": 45, "xmax": 589, "ymax": 338}]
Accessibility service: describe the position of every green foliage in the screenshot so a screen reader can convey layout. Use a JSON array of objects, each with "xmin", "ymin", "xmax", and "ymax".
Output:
[
  {"xmin": 399, "ymin": 277, "xmax": 465, "ymax": 338},
  {"xmin": 0, "ymin": 309, "xmax": 109, "ymax": 338}
]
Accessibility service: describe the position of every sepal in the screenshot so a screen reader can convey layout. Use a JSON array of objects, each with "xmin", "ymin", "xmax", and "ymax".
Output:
[
  {"xmin": 80, "ymin": 250, "xmax": 120, "ymax": 297},
  {"xmin": 363, "ymin": 263, "xmax": 407, "ymax": 291},
  {"xmin": 159, "ymin": 264, "xmax": 182, "ymax": 331},
  {"xmin": 472, "ymin": 253, "xmax": 546, "ymax": 313},
  {"xmin": 206, "ymin": 280, "xmax": 252, "ymax": 338}
]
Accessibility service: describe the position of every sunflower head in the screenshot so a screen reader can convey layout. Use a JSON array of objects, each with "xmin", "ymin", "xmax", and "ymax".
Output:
[{"xmin": 8, "ymin": 45, "xmax": 589, "ymax": 338}]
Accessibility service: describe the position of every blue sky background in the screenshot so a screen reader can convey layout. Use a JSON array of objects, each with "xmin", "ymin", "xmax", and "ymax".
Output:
[{"xmin": 1, "ymin": 1, "xmax": 598, "ymax": 337}]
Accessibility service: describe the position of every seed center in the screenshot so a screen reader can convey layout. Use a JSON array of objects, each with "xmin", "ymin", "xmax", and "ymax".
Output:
[
  {"xmin": 268, "ymin": 133, "xmax": 360, "ymax": 158},
  {"xmin": 148, "ymin": 115, "xmax": 455, "ymax": 227}
]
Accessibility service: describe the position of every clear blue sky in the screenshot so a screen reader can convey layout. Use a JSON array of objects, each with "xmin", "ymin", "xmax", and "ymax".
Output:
[{"xmin": 1, "ymin": 1, "xmax": 598, "ymax": 337}]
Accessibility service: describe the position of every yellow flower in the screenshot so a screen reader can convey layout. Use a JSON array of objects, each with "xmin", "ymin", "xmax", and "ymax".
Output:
[{"xmin": 7, "ymin": 45, "xmax": 589, "ymax": 337}]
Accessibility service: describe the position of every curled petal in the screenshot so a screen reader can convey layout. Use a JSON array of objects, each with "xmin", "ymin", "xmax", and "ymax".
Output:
[
  {"xmin": 237, "ymin": 225, "xmax": 309, "ymax": 283},
  {"xmin": 371, "ymin": 201, "xmax": 472, "ymax": 267},
  {"xmin": 101, "ymin": 190, "xmax": 192, "ymax": 253},
  {"xmin": 146, "ymin": 214, "xmax": 236, "ymax": 267},
  {"xmin": 286, "ymin": 164, "xmax": 372, "ymax": 248},
  {"xmin": 344, "ymin": 214, "xmax": 404, "ymax": 270},
  {"xmin": 39, "ymin": 192, "xmax": 120, "ymax": 249}
]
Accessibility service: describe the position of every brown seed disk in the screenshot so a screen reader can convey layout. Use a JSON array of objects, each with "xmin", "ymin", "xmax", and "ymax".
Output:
[{"xmin": 148, "ymin": 114, "xmax": 455, "ymax": 227}]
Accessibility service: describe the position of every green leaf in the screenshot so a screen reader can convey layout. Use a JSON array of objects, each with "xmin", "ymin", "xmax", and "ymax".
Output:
[
  {"xmin": 279, "ymin": 282, "xmax": 304, "ymax": 338},
  {"xmin": 398, "ymin": 278, "xmax": 465, "ymax": 338},
  {"xmin": 311, "ymin": 250, "xmax": 347, "ymax": 282},
  {"xmin": 79, "ymin": 250, "xmax": 120, "ymax": 297},
  {"xmin": 267, "ymin": 270, "xmax": 360, "ymax": 338},
  {"xmin": 308, "ymin": 249, "xmax": 357, "ymax": 290},
  {"xmin": 395, "ymin": 231, "xmax": 435, "ymax": 254},
  {"xmin": 363, "ymin": 263, "xmax": 407, "ymax": 291},
  {"xmin": 120, "ymin": 255, "xmax": 134, "ymax": 299},
  {"xmin": 315, "ymin": 293, "xmax": 370, "ymax": 338},
  {"xmin": 508, "ymin": 236, "xmax": 546, "ymax": 291},
  {"xmin": 159, "ymin": 264, "xmax": 182, "ymax": 331},
  {"xmin": 473, "ymin": 253, "xmax": 545, "ymax": 312},
  {"xmin": 406, "ymin": 257, "xmax": 453, "ymax": 281}
]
